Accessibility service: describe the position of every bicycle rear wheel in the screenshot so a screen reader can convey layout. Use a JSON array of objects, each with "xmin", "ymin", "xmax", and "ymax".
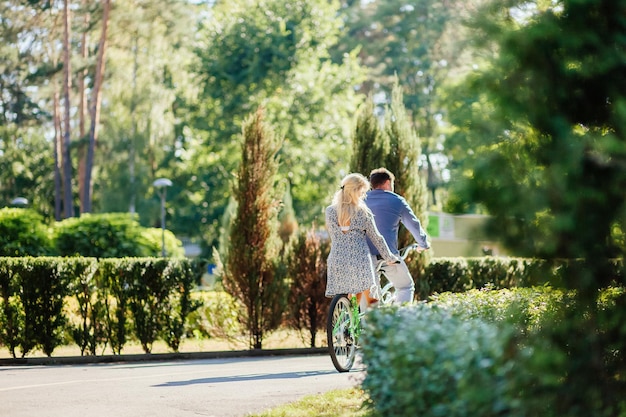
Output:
[{"xmin": 327, "ymin": 294, "xmax": 358, "ymax": 372}]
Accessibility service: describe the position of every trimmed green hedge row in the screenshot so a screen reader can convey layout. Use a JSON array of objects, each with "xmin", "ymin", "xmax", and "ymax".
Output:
[
  {"xmin": 414, "ymin": 256, "xmax": 624, "ymax": 298},
  {"xmin": 0, "ymin": 257, "xmax": 204, "ymax": 358},
  {"xmin": 361, "ymin": 286, "xmax": 626, "ymax": 417}
]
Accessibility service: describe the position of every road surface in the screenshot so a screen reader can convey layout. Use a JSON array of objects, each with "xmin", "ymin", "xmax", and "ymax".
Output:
[{"xmin": 0, "ymin": 354, "xmax": 364, "ymax": 417}]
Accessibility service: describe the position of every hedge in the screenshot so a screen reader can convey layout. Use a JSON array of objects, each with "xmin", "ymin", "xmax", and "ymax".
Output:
[
  {"xmin": 0, "ymin": 257, "xmax": 204, "ymax": 358},
  {"xmin": 414, "ymin": 256, "xmax": 623, "ymax": 299},
  {"xmin": 361, "ymin": 286, "xmax": 626, "ymax": 417}
]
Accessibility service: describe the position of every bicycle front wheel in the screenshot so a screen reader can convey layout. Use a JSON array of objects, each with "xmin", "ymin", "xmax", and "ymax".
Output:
[{"xmin": 327, "ymin": 294, "xmax": 358, "ymax": 372}]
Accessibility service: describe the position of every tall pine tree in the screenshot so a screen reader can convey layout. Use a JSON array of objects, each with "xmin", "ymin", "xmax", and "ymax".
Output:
[
  {"xmin": 383, "ymin": 78, "xmax": 429, "ymax": 249},
  {"xmin": 350, "ymin": 95, "xmax": 386, "ymax": 174},
  {"xmin": 350, "ymin": 79, "xmax": 429, "ymax": 250},
  {"xmin": 223, "ymin": 108, "xmax": 287, "ymax": 350}
]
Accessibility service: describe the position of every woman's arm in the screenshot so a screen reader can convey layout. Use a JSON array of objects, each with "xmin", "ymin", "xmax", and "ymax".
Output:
[{"xmin": 363, "ymin": 211, "xmax": 400, "ymax": 263}]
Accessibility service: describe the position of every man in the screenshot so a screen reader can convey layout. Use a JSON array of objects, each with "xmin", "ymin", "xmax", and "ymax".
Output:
[{"xmin": 365, "ymin": 167, "xmax": 430, "ymax": 303}]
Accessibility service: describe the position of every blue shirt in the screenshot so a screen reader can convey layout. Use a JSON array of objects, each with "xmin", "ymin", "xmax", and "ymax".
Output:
[{"xmin": 365, "ymin": 189, "xmax": 430, "ymax": 255}]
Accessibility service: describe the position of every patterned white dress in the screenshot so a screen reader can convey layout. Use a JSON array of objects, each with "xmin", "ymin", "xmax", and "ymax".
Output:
[{"xmin": 325, "ymin": 205, "xmax": 398, "ymax": 297}]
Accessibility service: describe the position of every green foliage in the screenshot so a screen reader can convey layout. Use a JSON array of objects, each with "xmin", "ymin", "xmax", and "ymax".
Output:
[
  {"xmin": 350, "ymin": 96, "xmax": 385, "ymax": 175},
  {"xmin": 141, "ymin": 227, "xmax": 185, "ymax": 258},
  {"xmin": 97, "ymin": 0, "xmax": 200, "ymax": 230},
  {"xmin": 7, "ymin": 258, "xmax": 70, "ymax": 357},
  {"xmin": 224, "ymin": 108, "xmax": 287, "ymax": 349},
  {"xmin": 54, "ymin": 212, "xmax": 182, "ymax": 258},
  {"xmin": 449, "ymin": 1, "xmax": 626, "ymax": 414},
  {"xmin": 337, "ymin": 0, "xmax": 470, "ymax": 208},
  {"xmin": 97, "ymin": 258, "xmax": 134, "ymax": 354},
  {"xmin": 349, "ymin": 79, "xmax": 429, "ymax": 249},
  {"xmin": 97, "ymin": 257, "xmax": 203, "ymax": 353},
  {"xmin": 0, "ymin": 258, "xmax": 24, "ymax": 357},
  {"xmin": 192, "ymin": 0, "xmax": 366, "ymax": 234},
  {"xmin": 285, "ymin": 227, "xmax": 331, "ymax": 347},
  {"xmin": 187, "ymin": 290, "xmax": 243, "ymax": 340},
  {"xmin": 361, "ymin": 303, "xmax": 516, "ymax": 417},
  {"xmin": 415, "ymin": 256, "xmax": 590, "ymax": 299},
  {"xmin": 0, "ymin": 257, "xmax": 204, "ymax": 357},
  {"xmin": 0, "ymin": 208, "xmax": 53, "ymax": 256},
  {"xmin": 383, "ymin": 78, "xmax": 429, "ymax": 247},
  {"xmin": 362, "ymin": 286, "xmax": 626, "ymax": 417},
  {"xmin": 63, "ymin": 257, "xmax": 104, "ymax": 356},
  {"xmin": 126, "ymin": 259, "xmax": 170, "ymax": 353},
  {"xmin": 159, "ymin": 258, "xmax": 204, "ymax": 352},
  {"xmin": 430, "ymin": 286, "xmax": 575, "ymax": 334}
]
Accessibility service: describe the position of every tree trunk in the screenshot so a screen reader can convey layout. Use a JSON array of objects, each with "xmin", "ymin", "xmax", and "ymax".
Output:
[
  {"xmin": 53, "ymin": 88, "xmax": 62, "ymax": 221},
  {"xmin": 83, "ymin": 0, "xmax": 111, "ymax": 213},
  {"xmin": 129, "ymin": 36, "xmax": 139, "ymax": 214},
  {"xmin": 78, "ymin": 2, "xmax": 89, "ymax": 214},
  {"xmin": 62, "ymin": 0, "xmax": 73, "ymax": 218}
]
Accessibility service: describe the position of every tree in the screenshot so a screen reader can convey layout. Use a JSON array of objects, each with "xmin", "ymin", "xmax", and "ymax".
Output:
[
  {"xmin": 453, "ymin": 0, "xmax": 626, "ymax": 414},
  {"xmin": 61, "ymin": 0, "xmax": 74, "ymax": 218},
  {"xmin": 0, "ymin": 2, "xmax": 58, "ymax": 217},
  {"xmin": 191, "ymin": 0, "xmax": 366, "ymax": 246},
  {"xmin": 223, "ymin": 108, "xmax": 287, "ymax": 349},
  {"xmin": 350, "ymin": 95, "xmax": 386, "ymax": 174},
  {"xmin": 383, "ymin": 78, "xmax": 429, "ymax": 248},
  {"xmin": 81, "ymin": 0, "xmax": 111, "ymax": 214},
  {"xmin": 336, "ymin": 0, "xmax": 483, "ymax": 208},
  {"xmin": 285, "ymin": 226, "xmax": 330, "ymax": 348},
  {"xmin": 349, "ymin": 79, "xmax": 429, "ymax": 249}
]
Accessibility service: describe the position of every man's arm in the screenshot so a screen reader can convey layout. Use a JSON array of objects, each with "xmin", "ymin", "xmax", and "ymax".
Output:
[{"xmin": 399, "ymin": 198, "xmax": 430, "ymax": 249}]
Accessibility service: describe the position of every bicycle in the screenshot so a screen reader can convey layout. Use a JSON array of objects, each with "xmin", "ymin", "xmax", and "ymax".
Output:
[{"xmin": 327, "ymin": 243, "xmax": 420, "ymax": 372}]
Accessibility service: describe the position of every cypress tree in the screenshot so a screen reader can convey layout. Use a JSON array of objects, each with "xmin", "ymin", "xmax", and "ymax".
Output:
[
  {"xmin": 383, "ymin": 77, "xmax": 429, "ymax": 249},
  {"xmin": 350, "ymin": 95, "xmax": 387, "ymax": 175},
  {"xmin": 223, "ymin": 107, "xmax": 286, "ymax": 350}
]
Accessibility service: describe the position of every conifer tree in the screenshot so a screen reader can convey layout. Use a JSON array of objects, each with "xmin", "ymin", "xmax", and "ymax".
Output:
[
  {"xmin": 223, "ymin": 108, "xmax": 286, "ymax": 349},
  {"xmin": 383, "ymin": 78, "xmax": 429, "ymax": 249},
  {"xmin": 350, "ymin": 79, "xmax": 429, "ymax": 250},
  {"xmin": 350, "ymin": 96, "xmax": 386, "ymax": 175},
  {"xmin": 456, "ymin": 0, "xmax": 626, "ymax": 413}
]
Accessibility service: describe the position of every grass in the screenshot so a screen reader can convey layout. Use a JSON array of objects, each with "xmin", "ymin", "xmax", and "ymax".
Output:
[{"xmin": 248, "ymin": 387, "xmax": 374, "ymax": 417}]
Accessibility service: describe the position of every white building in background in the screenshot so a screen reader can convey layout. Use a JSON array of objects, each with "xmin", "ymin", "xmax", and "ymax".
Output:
[{"xmin": 427, "ymin": 212, "xmax": 505, "ymax": 257}]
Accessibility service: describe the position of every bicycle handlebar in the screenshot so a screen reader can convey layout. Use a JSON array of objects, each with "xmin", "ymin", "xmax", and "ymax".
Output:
[
  {"xmin": 398, "ymin": 243, "xmax": 421, "ymax": 260},
  {"xmin": 376, "ymin": 243, "xmax": 425, "ymax": 269}
]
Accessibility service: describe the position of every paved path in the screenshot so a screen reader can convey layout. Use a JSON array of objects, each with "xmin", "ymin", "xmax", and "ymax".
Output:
[{"xmin": 0, "ymin": 354, "xmax": 364, "ymax": 417}]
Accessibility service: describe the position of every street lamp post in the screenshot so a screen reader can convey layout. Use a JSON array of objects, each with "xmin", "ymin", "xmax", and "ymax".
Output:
[{"xmin": 153, "ymin": 178, "xmax": 172, "ymax": 257}]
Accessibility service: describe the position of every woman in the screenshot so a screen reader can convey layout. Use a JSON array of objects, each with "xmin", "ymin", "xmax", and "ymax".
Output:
[{"xmin": 325, "ymin": 173, "xmax": 399, "ymax": 304}]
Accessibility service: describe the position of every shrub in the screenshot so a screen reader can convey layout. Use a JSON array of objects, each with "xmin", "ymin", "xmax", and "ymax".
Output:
[
  {"xmin": 284, "ymin": 227, "xmax": 330, "ymax": 348},
  {"xmin": 361, "ymin": 303, "xmax": 517, "ymax": 417},
  {"xmin": 186, "ymin": 290, "xmax": 243, "ymax": 340},
  {"xmin": 362, "ymin": 286, "xmax": 626, "ymax": 417},
  {"xmin": 0, "ymin": 208, "xmax": 53, "ymax": 256},
  {"xmin": 54, "ymin": 213, "xmax": 183, "ymax": 258},
  {"xmin": 63, "ymin": 257, "xmax": 103, "ymax": 355}
]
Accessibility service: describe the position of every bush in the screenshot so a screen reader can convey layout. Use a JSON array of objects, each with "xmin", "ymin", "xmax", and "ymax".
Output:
[
  {"xmin": 284, "ymin": 227, "xmax": 330, "ymax": 348},
  {"xmin": 0, "ymin": 257, "xmax": 70, "ymax": 357},
  {"xmin": 0, "ymin": 257, "xmax": 203, "ymax": 357},
  {"xmin": 0, "ymin": 208, "xmax": 53, "ymax": 256},
  {"xmin": 186, "ymin": 290, "xmax": 243, "ymax": 340},
  {"xmin": 415, "ymin": 256, "xmax": 618, "ymax": 299},
  {"xmin": 361, "ymin": 286, "xmax": 626, "ymax": 417},
  {"xmin": 361, "ymin": 303, "xmax": 517, "ymax": 417},
  {"xmin": 54, "ymin": 213, "xmax": 183, "ymax": 258}
]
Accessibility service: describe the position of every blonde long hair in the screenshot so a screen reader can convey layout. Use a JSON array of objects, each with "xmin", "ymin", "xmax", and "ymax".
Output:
[{"xmin": 331, "ymin": 173, "xmax": 371, "ymax": 227}]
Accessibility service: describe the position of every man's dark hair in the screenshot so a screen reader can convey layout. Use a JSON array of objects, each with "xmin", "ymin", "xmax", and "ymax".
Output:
[{"xmin": 369, "ymin": 167, "xmax": 395, "ymax": 189}]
